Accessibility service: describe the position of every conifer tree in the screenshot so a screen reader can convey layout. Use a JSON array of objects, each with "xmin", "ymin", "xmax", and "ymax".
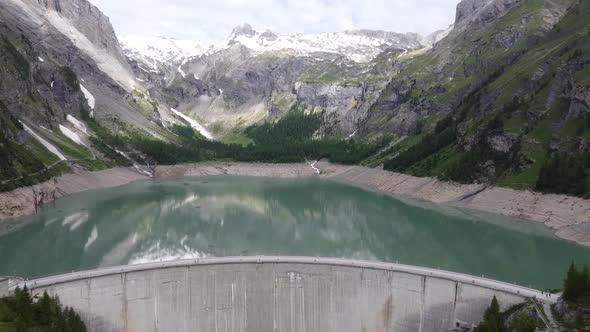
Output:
[{"xmin": 563, "ymin": 261, "xmax": 579, "ymax": 301}]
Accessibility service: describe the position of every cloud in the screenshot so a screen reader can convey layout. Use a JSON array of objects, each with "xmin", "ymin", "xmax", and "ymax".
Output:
[{"xmin": 89, "ymin": 0, "xmax": 460, "ymax": 43}]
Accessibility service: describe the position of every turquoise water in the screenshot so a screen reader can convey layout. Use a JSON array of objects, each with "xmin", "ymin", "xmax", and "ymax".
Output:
[{"xmin": 0, "ymin": 176, "xmax": 588, "ymax": 289}]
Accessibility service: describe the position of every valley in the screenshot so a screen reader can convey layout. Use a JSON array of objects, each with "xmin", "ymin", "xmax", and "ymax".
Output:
[
  {"xmin": 1, "ymin": 0, "xmax": 590, "ymax": 330},
  {"xmin": 0, "ymin": 0, "xmax": 588, "ymax": 247}
]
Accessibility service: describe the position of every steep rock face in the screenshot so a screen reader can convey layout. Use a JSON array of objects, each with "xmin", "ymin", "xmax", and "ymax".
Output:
[
  {"xmin": 455, "ymin": 0, "xmax": 524, "ymax": 31},
  {"xmin": 5, "ymin": 0, "xmax": 135, "ymax": 90},
  {"xmin": 295, "ymin": 81, "xmax": 388, "ymax": 133},
  {"xmin": 374, "ymin": 0, "xmax": 590, "ymax": 193},
  {"xmin": 3, "ymin": 0, "xmax": 176, "ymax": 138},
  {"xmin": 0, "ymin": 0, "xmax": 178, "ymax": 190},
  {"xmin": 37, "ymin": 0, "xmax": 129, "ymax": 67},
  {"xmin": 132, "ymin": 47, "xmax": 398, "ymax": 136},
  {"xmin": 123, "ymin": 24, "xmax": 423, "ymax": 137}
]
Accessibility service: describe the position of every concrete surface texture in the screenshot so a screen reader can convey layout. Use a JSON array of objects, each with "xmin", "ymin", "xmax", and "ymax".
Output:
[{"xmin": 16, "ymin": 257, "xmax": 556, "ymax": 332}]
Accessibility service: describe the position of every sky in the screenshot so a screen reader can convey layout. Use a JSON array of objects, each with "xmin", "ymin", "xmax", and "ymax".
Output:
[{"xmin": 89, "ymin": 0, "xmax": 461, "ymax": 43}]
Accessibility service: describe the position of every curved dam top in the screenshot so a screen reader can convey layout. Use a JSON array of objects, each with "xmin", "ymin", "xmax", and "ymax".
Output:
[{"xmin": 12, "ymin": 257, "xmax": 557, "ymax": 332}]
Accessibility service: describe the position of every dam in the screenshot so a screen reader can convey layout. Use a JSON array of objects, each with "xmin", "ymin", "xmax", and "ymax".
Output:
[{"xmin": 6, "ymin": 256, "xmax": 557, "ymax": 332}]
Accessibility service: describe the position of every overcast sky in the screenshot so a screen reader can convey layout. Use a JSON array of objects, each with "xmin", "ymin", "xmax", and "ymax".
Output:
[{"xmin": 89, "ymin": 0, "xmax": 460, "ymax": 43}]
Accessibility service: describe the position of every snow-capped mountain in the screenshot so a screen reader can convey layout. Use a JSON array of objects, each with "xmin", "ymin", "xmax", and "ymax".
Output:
[
  {"xmin": 119, "ymin": 24, "xmax": 434, "ymax": 137},
  {"xmin": 122, "ymin": 24, "xmax": 426, "ymax": 71},
  {"xmin": 218, "ymin": 24, "xmax": 424, "ymax": 63},
  {"xmin": 121, "ymin": 35, "xmax": 205, "ymax": 71}
]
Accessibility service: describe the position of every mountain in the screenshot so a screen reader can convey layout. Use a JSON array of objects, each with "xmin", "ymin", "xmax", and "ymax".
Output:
[
  {"xmin": 369, "ymin": 0, "xmax": 590, "ymax": 195},
  {"xmin": 123, "ymin": 24, "xmax": 429, "ymax": 138},
  {"xmin": 0, "ymin": 0, "xmax": 589, "ymax": 198},
  {"xmin": 121, "ymin": 35, "xmax": 205, "ymax": 81},
  {"xmin": 222, "ymin": 24, "xmax": 424, "ymax": 63},
  {"xmin": 0, "ymin": 0, "xmax": 185, "ymax": 190},
  {"xmin": 122, "ymin": 24, "xmax": 425, "ymax": 70}
]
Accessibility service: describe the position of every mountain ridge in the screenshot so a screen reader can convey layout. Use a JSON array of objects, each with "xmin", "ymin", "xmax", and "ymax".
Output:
[{"xmin": 0, "ymin": 0, "xmax": 588, "ymax": 200}]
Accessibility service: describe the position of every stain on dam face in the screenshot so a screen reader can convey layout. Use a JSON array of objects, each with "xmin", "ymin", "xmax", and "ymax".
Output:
[{"xmin": 18, "ymin": 257, "xmax": 552, "ymax": 332}]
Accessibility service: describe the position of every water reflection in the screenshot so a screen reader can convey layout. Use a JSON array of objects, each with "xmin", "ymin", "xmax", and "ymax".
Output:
[{"xmin": 0, "ymin": 176, "xmax": 589, "ymax": 289}]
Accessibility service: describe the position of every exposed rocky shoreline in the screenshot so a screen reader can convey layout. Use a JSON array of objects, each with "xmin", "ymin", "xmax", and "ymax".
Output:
[
  {"xmin": 0, "ymin": 167, "xmax": 148, "ymax": 233},
  {"xmin": 156, "ymin": 161, "xmax": 590, "ymax": 247},
  {"xmin": 1, "ymin": 162, "xmax": 589, "ymax": 246}
]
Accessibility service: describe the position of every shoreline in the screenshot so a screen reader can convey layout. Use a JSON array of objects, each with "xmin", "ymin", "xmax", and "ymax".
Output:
[
  {"xmin": 1, "ymin": 161, "xmax": 589, "ymax": 246},
  {"xmin": 0, "ymin": 167, "xmax": 149, "ymax": 233},
  {"xmin": 155, "ymin": 161, "xmax": 590, "ymax": 247}
]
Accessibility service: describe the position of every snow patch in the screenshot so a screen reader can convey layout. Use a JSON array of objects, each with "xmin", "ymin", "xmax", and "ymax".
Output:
[
  {"xmin": 66, "ymin": 114, "xmax": 88, "ymax": 135},
  {"xmin": 177, "ymin": 57, "xmax": 188, "ymax": 78},
  {"xmin": 178, "ymin": 66, "xmax": 186, "ymax": 78},
  {"xmin": 115, "ymin": 149, "xmax": 131, "ymax": 160},
  {"xmin": 170, "ymin": 108, "xmax": 214, "ymax": 140},
  {"xmin": 21, "ymin": 122, "xmax": 66, "ymax": 161},
  {"xmin": 40, "ymin": 125, "xmax": 53, "ymax": 133},
  {"xmin": 138, "ymin": 64, "xmax": 150, "ymax": 73},
  {"xmin": 59, "ymin": 124, "xmax": 87, "ymax": 147},
  {"xmin": 79, "ymin": 84, "xmax": 95, "ymax": 118}
]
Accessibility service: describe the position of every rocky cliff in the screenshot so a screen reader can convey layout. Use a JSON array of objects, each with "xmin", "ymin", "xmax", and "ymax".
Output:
[
  {"xmin": 124, "ymin": 24, "xmax": 426, "ymax": 137},
  {"xmin": 362, "ymin": 0, "xmax": 590, "ymax": 196},
  {"xmin": 0, "ymin": 0, "xmax": 178, "ymax": 190}
]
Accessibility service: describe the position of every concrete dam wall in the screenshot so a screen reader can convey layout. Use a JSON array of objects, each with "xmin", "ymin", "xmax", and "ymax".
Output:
[{"xmin": 15, "ymin": 257, "xmax": 557, "ymax": 332}]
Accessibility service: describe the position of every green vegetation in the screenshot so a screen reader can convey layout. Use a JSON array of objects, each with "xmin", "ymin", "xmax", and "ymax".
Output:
[
  {"xmin": 372, "ymin": 1, "xmax": 590, "ymax": 198},
  {"xmin": 0, "ymin": 287, "xmax": 86, "ymax": 332},
  {"xmin": 39, "ymin": 127, "xmax": 111, "ymax": 172},
  {"xmin": 474, "ymin": 296, "xmax": 502, "ymax": 332},
  {"xmin": 472, "ymin": 262, "xmax": 590, "ymax": 332},
  {"xmin": 131, "ymin": 90, "xmax": 157, "ymax": 114},
  {"xmin": 128, "ymin": 110, "xmax": 387, "ymax": 165},
  {"xmin": 474, "ymin": 297, "xmax": 543, "ymax": 332},
  {"xmin": 0, "ymin": 102, "xmax": 69, "ymax": 192},
  {"xmin": 510, "ymin": 312, "xmax": 538, "ymax": 332},
  {"xmin": 383, "ymin": 117, "xmax": 456, "ymax": 173},
  {"xmin": 563, "ymin": 262, "xmax": 590, "ymax": 303},
  {"xmin": 553, "ymin": 262, "xmax": 590, "ymax": 330},
  {"xmin": 79, "ymin": 111, "xmax": 132, "ymax": 167},
  {"xmin": 245, "ymin": 110, "xmax": 323, "ymax": 145},
  {"xmin": 298, "ymin": 64, "xmax": 387, "ymax": 86},
  {"xmin": 535, "ymin": 152, "xmax": 590, "ymax": 198}
]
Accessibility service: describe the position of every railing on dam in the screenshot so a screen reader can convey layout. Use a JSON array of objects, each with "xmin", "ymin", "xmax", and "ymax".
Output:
[{"xmin": 12, "ymin": 257, "xmax": 558, "ymax": 332}]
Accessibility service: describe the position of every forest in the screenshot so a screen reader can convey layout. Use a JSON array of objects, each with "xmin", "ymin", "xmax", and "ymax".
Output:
[
  {"xmin": 130, "ymin": 110, "xmax": 388, "ymax": 166},
  {"xmin": 0, "ymin": 287, "xmax": 86, "ymax": 332}
]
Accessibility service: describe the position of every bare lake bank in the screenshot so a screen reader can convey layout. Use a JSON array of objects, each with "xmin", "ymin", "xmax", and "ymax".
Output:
[{"xmin": 1, "ymin": 161, "xmax": 589, "ymax": 246}]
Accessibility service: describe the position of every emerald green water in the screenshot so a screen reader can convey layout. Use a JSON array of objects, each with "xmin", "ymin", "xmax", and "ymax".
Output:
[{"xmin": 0, "ymin": 176, "xmax": 588, "ymax": 289}]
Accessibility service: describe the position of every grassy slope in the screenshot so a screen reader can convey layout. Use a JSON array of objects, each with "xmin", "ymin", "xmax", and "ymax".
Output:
[{"xmin": 372, "ymin": 0, "xmax": 590, "ymax": 193}]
